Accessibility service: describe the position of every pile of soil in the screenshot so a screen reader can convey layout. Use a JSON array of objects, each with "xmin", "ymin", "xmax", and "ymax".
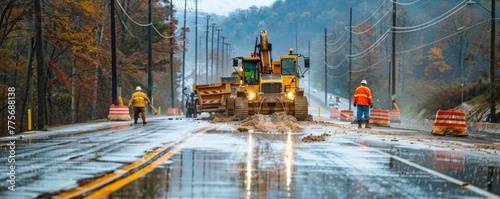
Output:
[
  {"xmin": 201, "ymin": 113, "xmax": 236, "ymax": 123},
  {"xmin": 237, "ymin": 112, "xmax": 305, "ymax": 133},
  {"xmin": 301, "ymin": 133, "xmax": 331, "ymax": 143}
]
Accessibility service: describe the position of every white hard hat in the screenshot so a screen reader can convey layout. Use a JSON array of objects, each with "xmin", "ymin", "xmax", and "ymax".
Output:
[
  {"xmin": 136, "ymin": 86, "xmax": 142, "ymax": 91},
  {"xmin": 361, "ymin": 80, "xmax": 367, "ymax": 85}
]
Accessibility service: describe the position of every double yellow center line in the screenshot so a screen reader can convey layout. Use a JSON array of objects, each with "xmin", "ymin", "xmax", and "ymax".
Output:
[{"xmin": 55, "ymin": 127, "xmax": 211, "ymax": 199}]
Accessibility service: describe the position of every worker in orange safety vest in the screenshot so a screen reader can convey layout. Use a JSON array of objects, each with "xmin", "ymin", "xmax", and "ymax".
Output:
[{"xmin": 353, "ymin": 79, "xmax": 373, "ymax": 128}]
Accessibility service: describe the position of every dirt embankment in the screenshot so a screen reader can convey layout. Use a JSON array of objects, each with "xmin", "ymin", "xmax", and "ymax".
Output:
[{"xmin": 411, "ymin": 101, "xmax": 499, "ymax": 123}]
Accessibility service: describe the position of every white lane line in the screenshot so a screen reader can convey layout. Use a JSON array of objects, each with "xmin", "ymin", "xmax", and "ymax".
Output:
[{"xmin": 352, "ymin": 142, "xmax": 500, "ymax": 199}]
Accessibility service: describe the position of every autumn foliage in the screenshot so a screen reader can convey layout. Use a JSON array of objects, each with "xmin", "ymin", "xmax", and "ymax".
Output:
[
  {"xmin": 425, "ymin": 47, "xmax": 452, "ymax": 77},
  {"xmin": 0, "ymin": 0, "xmax": 183, "ymax": 136}
]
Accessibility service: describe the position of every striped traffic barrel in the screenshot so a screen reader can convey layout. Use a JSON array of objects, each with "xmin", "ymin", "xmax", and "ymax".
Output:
[
  {"xmin": 330, "ymin": 110, "xmax": 340, "ymax": 119},
  {"xmin": 389, "ymin": 110, "xmax": 401, "ymax": 123},
  {"xmin": 431, "ymin": 110, "xmax": 468, "ymax": 137},
  {"xmin": 340, "ymin": 110, "xmax": 354, "ymax": 121},
  {"xmin": 167, "ymin": 108, "xmax": 179, "ymax": 115},
  {"xmin": 108, "ymin": 105, "xmax": 131, "ymax": 121},
  {"xmin": 370, "ymin": 109, "xmax": 390, "ymax": 127}
]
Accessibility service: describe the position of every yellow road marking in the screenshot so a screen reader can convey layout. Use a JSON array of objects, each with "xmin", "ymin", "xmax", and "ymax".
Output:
[
  {"xmin": 54, "ymin": 127, "xmax": 211, "ymax": 199},
  {"xmin": 85, "ymin": 129, "xmax": 208, "ymax": 198}
]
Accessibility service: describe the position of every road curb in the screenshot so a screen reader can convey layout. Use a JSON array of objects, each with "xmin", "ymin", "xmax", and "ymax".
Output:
[{"xmin": 0, "ymin": 116, "xmax": 178, "ymax": 142}]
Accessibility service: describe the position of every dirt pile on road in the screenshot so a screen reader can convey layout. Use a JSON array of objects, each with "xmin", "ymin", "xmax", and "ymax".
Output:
[
  {"xmin": 202, "ymin": 113, "xmax": 236, "ymax": 122},
  {"xmin": 237, "ymin": 112, "xmax": 305, "ymax": 133},
  {"xmin": 301, "ymin": 133, "xmax": 331, "ymax": 143}
]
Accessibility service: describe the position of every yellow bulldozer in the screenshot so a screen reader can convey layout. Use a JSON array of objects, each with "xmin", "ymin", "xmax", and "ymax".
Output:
[{"xmin": 229, "ymin": 30, "xmax": 310, "ymax": 120}]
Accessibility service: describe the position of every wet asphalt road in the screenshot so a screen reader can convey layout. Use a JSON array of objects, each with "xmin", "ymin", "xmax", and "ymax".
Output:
[{"xmin": 1, "ymin": 116, "xmax": 499, "ymax": 199}]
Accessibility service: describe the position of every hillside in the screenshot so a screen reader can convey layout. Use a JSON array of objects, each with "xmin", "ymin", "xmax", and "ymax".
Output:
[
  {"xmin": 214, "ymin": 0, "xmax": 499, "ymax": 123},
  {"xmin": 411, "ymin": 94, "xmax": 499, "ymax": 124}
]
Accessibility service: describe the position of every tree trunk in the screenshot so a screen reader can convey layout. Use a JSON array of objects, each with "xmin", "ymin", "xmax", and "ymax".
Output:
[
  {"xmin": 35, "ymin": 0, "xmax": 46, "ymax": 129},
  {"xmin": 20, "ymin": 38, "xmax": 35, "ymax": 132}
]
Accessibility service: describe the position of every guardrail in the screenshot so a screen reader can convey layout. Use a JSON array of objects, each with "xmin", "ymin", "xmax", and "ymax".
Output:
[{"xmin": 471, "ymin": 122, "xmax": 500, "ymax": 134}]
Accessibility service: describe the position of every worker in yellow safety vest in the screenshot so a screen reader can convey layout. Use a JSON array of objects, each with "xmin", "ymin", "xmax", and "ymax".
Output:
[
  {"xmin": 353, "ymin": 80, "xmax": 373, "ymax": 129},
  {"xmin": 128, "ymin": 86, "xmax": 152, "ymax": 125},
  {"xmin": 244, "ymin": 68, "xmax": 255, "ymax": 84}
]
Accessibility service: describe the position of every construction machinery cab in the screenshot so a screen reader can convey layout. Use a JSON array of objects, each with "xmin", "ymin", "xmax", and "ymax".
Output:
[
  {"xmin": 229, "ymin": 30, "xmax": 311, "ymax": 120},
  {"xmin": 243, "ymin": 59, "xmax": 259, "ymax": 85}
]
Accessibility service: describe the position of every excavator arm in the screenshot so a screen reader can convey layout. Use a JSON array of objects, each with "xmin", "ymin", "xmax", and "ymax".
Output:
[{"xmin": 258, "ymin": 30, "xmax": 273, "ymax": 74}]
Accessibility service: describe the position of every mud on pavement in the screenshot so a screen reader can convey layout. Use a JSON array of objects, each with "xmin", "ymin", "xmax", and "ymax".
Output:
[
  {"xmin": 202, "ymin": 112, "xmax": 336, "ymax": 143},
  {"xmin": 202, "ymin": 112, "xmax": 307, "ymax": 133}
]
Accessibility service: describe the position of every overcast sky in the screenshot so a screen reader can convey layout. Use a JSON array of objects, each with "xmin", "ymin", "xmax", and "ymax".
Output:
[{"xmin": 175, "ymin": 0, "xmax": 277, "ymax": 16}]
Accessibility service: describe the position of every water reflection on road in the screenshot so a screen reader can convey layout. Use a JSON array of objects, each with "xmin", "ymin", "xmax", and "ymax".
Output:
[{"xmin": 110, "ymin": 130, "xmax": 499, "ymax": 198}]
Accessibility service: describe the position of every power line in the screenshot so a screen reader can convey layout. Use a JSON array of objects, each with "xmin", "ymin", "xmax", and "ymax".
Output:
[
  {"xmin": 392, "ymin": 2, "xmax": 467, "ymax": 32},
  {"xmin": 115, "ymin": 0, "xmax": 180, "ymax": 40}
]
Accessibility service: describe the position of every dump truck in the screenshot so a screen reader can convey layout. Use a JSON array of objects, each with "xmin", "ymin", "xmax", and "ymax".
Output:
[
  {"xmin": 229, "ymin": 30, "xmax": 310, "ymax": 120},
  {"xmin": 190, "ymin": 75, "xmax": 241, "ymax": 117}
]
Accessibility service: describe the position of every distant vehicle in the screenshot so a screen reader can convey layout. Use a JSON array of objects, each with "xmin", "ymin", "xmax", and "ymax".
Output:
[
  {"xmin": 312, "ymin": 89, "xmax": 317, "ymax": 93},
  {"xmin": 329, "ymin": 96, "xmax": 341, "ymax": 110}
]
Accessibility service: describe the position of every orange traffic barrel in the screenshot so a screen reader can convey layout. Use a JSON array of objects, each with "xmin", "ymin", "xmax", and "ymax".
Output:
[
  {"xmin": 431, "ymin": 110, "xmax": 468, "ymax": 136},
  {"xmin": 167, "ymin": 108, "xmax": 179, "ymax": 115},
  {"xmin": 108, "ymin": 105, "xmax": 131, "ymax": 121},
  {"xmin": 389, "ymin": 110, "xmax": 401, "ymax": 123},
  {"xmin": 340, "ymin": 110, "xmax": 354, "ymax": 121},
  {"xmin": 330, "ymin": 110, "xmax": 340, "ymax": 119},
  {"xmin": 370, "ymin": 109, "xmax": 390, "ymax": 127},
  {"xmin": 434, "ymin": 151, "xmax": 465, "ymax": 170}
]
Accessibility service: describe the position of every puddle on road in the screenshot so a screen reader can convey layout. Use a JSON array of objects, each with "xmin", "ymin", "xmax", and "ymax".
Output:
[
  {"xmin": 109, "ymin": 132, "xmax": 303, "ymax": 198},
  {"xmin": 357, "ymin": 141, "xmax": 500, "ymax": 195},
  {"xmin": 108, "ymin": 130, "xmax": 500, "ymax": 198}
]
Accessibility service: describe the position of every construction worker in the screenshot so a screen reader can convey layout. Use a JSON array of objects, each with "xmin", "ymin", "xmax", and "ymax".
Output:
[
  {"xmin": 353, "ymin": 79, "xmax": 373, "ymax": 128},
  {"xmin": 128, "ymin": 86, "xmax": 152, "ymax": 125},
  {"xmin": 244, "ymin": 68, "xmax": 255, "ymax": 84}
]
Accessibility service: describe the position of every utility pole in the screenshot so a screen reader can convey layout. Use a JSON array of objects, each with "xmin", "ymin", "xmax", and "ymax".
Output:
[
  {"xmin": 181, "ymin": 0, "xmax": 187, "ymax": 110},
  {"xmin": 35, "ymin": 0, "xmax": 46, "ymax": 129},
  {"xmin": 72, "ymin": 50, "xmax": 76, "ymax": 123},
  {"xmin": 490, "ymin": 1, "xmax": 496, "ymax": 123},
  {"xmin": 169, "ymin": 3, "xmax": 174, "ymax": 108},
  {"xmin": 391, "ymin": 0, "xmax": 397, "ymax": 109},
  {"xmin": 225, "ymin": 42, "xmax": 230, "ymax": 75},
  {"xmin": 200, "ymin": 36, "xmax": 203, "ymax": 80},
  {"xmin": 324, "ymin": 28, "xmax": 327, "ymax": 107},
  {"xmin": 211, "ymin": 23, "xmax": 215, "ymax": 83},
  {"xmin": 194, "ymin": 0, "xmax": 198, "ymax": 84},
  {"xmin": 458, "ymin": 27, "xmax": 464, "ymax": 104},
  {"xmin": 147, "ymin": 0, "xmax": 153, "ymax": 112},
  {"xmin": 216, "ymin": 28, "xmax": 222, "ymax": 77},
  {"xmin": 349, "ymin": 8, "xmax": 353, "ymax": 111},
  {"xmin": 205, "ymin": 15, "xmax": 210, "ymax": 83},
  {"xmin": 465, "ymin": 1, "xmax": 495, "ymax": 122},
  {"xmin": 308, "ymin": 40, "xmax": 310, "ymax": 99},
  {"xmin": 221, "ymin": 36, "xmax": 226, "ymax": 76}
]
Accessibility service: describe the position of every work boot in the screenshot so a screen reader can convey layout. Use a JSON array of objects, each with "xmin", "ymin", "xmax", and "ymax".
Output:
[
  {"xmin": 134, "ymin": 118, "xmax": 138, "ymax": 124},
  {"xmin": 143, "ymin": 121, "xmax": 147, "ymax": 125},
  {"xmin": 365, "ymin": 119, "xmax": 371, "ymax": 129},
  {"xmin": 358, "ymin": 120, "xmax": 362, "ymax": 129}
]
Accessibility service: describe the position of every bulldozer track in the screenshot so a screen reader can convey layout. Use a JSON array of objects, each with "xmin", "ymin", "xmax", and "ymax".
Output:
[
  {"xmin": 234, "ymin": 97, "xmax": 249, "ymax": 120},
  {"xmin": 294, "ymin": 96, "xmax": 308, "ymax": 121},
  {"xmin": 226, "ymin": 98, "xmax": 235, "ymax": 116}
]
